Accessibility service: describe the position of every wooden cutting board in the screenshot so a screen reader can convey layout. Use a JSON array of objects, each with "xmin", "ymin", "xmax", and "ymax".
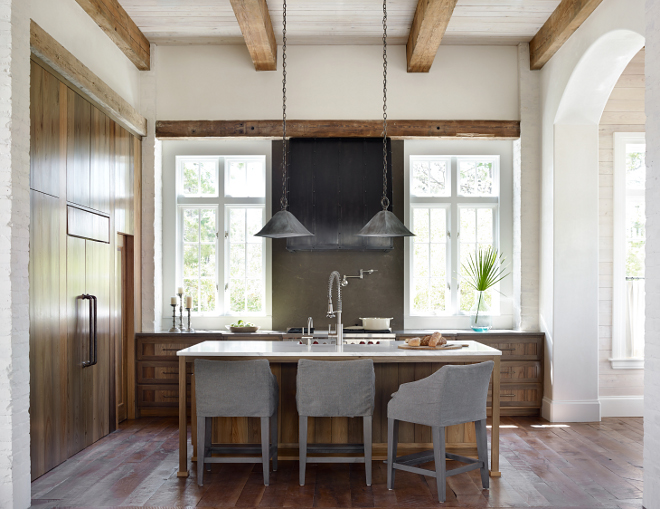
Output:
[{"xmin": 398, "ymin": 344, "xmax": 468, "ymax": 350}]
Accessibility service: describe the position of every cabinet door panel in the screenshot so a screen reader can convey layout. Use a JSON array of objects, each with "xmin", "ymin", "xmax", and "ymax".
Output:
[
  {"xmin": 86, "ymin": 240, "xmax": 112, "ymax": 442},
  {"xmin": 66, "ymin": 235, "xmax": 92, "ymax": 456},
  {"xmin": 67, "ymin": 89, "xmax": 91, "ymax": 207},
  {"xmin": 30, "ymin": 62, "xmax": 63, "ymax": 197},
  {"xmin": 90, "ymin": 107, "xmax": 111, "ymax": 214},
  {"xmin": 29, "ymin": 190, "xmax": 65, "ymax": 479}
]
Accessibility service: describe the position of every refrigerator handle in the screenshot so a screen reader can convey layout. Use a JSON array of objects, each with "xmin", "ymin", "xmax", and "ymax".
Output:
[{"xmin": 81, "ymin": 294, "xmax": 98, "ymax": 368}]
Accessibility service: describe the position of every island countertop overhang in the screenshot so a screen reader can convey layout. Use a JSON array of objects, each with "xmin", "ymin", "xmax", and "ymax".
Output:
[{"xmin": 176, "ymin": 339, "xmax": 502, "ymax": 361}]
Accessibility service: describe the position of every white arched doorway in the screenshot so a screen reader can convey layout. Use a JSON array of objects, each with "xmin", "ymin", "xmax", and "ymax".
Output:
[{"xmin": 543, "ymin": 28, "xmax": 644, "ymax": 422}]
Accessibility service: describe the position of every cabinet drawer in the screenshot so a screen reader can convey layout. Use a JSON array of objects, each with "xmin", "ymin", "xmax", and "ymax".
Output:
[
  {"xmin": 137, "ymin": 385, "xmax": 191, "ymax": 408},
  {"xmin": 464, "ymin": 335, "xmax": 542, "ymax": 360},
  {"xmin": 500, "ymin": 361, "xmax": 542, "ymax": 383},
  {"xmin": 137, "ymin": 340, "xmax": 202, "ymax": 361},
  {"xmin": 137, "ymin": 361, "xmax": 192, "ymax": 384},
  {"xmin": 488, "ymin": 383, "xmax": 543, "ymax": 408}
]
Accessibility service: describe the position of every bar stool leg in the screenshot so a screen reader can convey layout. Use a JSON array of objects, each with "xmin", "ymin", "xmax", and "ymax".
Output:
[
  {"xmin": 196, "ymin": 416, "xmax": 206, "ymax": 486},
  {"xmin": 363, "ymin": 415, "xmax": 372, "ymax": 486},
  {"xmin": 432, "ymin": 426, "xmax": 446, "ymax": 503},
  {"xmin": 299, "ymin": 415, "xmax": 308, "ymax": 486},
  {"xmin": 271, "ymin": 409, "xmax": 278, "ymax": 472},
  {"xmin": 261, "ymin": 417, "xmax": 270, "ymax": 486},
  {"xmin": 387, "ymin": 418, "xmax": 399, "ymax": 490},
  {"xmin": 475, "ymin": 418, "xmax": 489, "ymax": 489},
  {"xmin": 205, "ymin": 418, "xmax": 212, "ymax": 472}
]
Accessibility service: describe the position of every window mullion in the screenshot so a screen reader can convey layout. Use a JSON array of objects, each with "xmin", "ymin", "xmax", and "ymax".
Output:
[{"xmin": 451, "ymin": 157, "xmax": 459, "ymax": 314}]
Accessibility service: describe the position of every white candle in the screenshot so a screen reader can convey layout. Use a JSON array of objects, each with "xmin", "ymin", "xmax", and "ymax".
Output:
[
  {"xmin": 177, "ymin": 286, "xmax": 184, "ymax": 295},
  {"xmin": 171, "ymin": 296, "xmax": 177, "ymax": 305},
  {"xmin": 186, "ymin": 296, "xmax": 193, "ymax": 309}
]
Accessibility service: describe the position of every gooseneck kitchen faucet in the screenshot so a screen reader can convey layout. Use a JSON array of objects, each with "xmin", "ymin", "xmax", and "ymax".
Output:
[{"xmin": 327, "ymin": 271, "xmax": 344, "ymax": 346}]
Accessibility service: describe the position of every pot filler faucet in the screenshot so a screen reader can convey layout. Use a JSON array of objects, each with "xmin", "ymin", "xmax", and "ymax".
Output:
[{"xmin": 327, "ymin": 271, "xmax": 343, "ymax": 346}]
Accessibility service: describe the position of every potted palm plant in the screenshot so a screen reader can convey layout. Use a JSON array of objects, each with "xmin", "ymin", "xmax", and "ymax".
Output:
[{"xmin": 461, "ymin": 246, "xmax": 509, "ymax": 332}]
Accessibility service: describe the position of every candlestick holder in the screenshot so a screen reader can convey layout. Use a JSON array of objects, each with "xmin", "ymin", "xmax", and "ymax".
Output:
[
  {"xmin": 185, "ymin": 307, "xmax": 194, "ymax": 332},
  {"xmin": 169, "ymin": 304, "xmax": 180, "ymax": 332},
  {"xmin": 178, "ymin": 292, "xmax": 184, "ymax": 330}
]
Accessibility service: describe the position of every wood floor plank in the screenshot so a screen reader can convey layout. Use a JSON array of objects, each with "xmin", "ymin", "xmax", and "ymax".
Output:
[{"xmin": 31, "ymin": 416, "xmax": 645, "ymax": 509}]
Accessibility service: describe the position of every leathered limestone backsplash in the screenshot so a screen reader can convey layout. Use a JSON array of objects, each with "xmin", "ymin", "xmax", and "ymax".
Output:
[{"xmin": 271, "ymin": 140, "xmax": 405, "ymax": 331}]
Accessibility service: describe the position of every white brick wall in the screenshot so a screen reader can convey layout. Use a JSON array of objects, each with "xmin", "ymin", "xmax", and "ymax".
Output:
[
  {"xmin": 644, "ymin": 1, "xmax": 660, "ymax": 506},
  {"xmin": 516, "ymin": 43, "xmax": 541, "ymax": 331},
  {"xmin": 140, "ymin": 44, "xmax": 162, "ymax": 332},
  {"xmin": 0, "ymin": 0, "xmax": 32, "ymax": 507}
]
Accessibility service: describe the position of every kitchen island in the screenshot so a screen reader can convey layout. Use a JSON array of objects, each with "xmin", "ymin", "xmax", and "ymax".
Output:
[{"xmin": 176, "ymin": 340, "xmax": 503, "ymax": 478}]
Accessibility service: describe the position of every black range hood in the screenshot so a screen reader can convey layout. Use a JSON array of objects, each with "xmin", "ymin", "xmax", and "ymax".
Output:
[{"xmin": 283, "ymin": 138, "xmax": 394, "ymax": 252}]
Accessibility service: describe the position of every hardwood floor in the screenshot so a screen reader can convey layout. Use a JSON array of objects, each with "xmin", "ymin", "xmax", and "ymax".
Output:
[{"xmin": 30, "ymin": 416, "xmax": 644, "ymax": 508}]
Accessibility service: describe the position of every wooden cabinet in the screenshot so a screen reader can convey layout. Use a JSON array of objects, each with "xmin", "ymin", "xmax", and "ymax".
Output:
[
  {"xmin": 29, "ymin": 60, "xmax": 141, "ymax": 480},
  {"xmin": 455, "ymin": 332, "xmax": 545, "ymax": 416}
]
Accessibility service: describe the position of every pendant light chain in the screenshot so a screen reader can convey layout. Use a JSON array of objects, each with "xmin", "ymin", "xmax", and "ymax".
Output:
[
  {"xmin": 280, "ymin": 0, "xmax": 288, "ymax": 211},
  {"xmin": 381, "ymin": 0, "xmax": 390, "ymax": 211}
]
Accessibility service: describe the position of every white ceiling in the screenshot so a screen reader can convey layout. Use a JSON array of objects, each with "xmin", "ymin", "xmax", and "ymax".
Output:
[{"xmin": 118, "ymin": 0, "xmax": 561, "ymax": 46}]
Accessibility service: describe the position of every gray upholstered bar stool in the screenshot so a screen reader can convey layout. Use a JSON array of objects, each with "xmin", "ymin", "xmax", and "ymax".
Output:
[
  {"xmin": 387, "ymin": 361, "xmax": 494, "ymax": 503},
  {"xmin": 296, "ymin": 359, "xmax": 375, "ymax": 487},
  {"xmin": 194, "ymin": 359, "xmax": 279, "ymax": 487}
]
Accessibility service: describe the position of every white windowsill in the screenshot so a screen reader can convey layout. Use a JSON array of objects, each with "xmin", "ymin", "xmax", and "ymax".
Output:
[{"xmin": 609, "ymin": 357, "xmax": 644, "ymax": 369}]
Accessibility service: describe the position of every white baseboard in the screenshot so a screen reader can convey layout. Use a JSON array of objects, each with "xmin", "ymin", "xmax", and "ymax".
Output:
[
  {"xmin": 541, "ymin": 397, "xmax": 601, "ymax": 422},
  {"xmin": 600, "ymin": 396, "xmax": 644, "ymax": 417}
]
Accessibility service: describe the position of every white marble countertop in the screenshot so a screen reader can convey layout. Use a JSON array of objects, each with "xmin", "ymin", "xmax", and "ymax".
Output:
[{"xmin": 177, "ymin": 339, "xmax": 502, "ymax": 358}]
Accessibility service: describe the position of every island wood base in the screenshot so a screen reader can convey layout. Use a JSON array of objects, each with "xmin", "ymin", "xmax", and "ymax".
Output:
[{"xmin": 177, "ymin": 349, "xmax": 501, "ymax": 478}]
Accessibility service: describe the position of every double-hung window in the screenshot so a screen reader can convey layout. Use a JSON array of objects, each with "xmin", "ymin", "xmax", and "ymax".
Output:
[
  {"xmin": 407, "ymin": 155, "xmax": 500, "ymax": 319},
  {"xmin": 176, "ymin": 155, "xmax": 267, "ymax": 316}
]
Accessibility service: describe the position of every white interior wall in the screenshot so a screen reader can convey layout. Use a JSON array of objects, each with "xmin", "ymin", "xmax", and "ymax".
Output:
[
  {"xmin": 538, "ymin": 0, "xmax": 645, "ymax": 421},
  {"xmin": 29, "ymin": 0, "xmax": 141, "ymax": 109},
  {"xmin": 155, "ymin": 45, "xmax": 519, "ymax": 121},
  {"xmin": 644, "ymin": 1, "xmax": 660, "ymax": 506}
]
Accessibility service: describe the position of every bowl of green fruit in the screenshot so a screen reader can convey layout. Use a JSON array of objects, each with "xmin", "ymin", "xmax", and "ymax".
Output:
[{"xmin": 226, "ymin": 320, "xmax": 260, "ymax": 333}]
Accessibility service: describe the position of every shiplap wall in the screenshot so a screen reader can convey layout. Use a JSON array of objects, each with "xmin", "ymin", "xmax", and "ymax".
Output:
[{"xmin": 598, "ymin": 49, "xmax": 645, "ymax": 402}]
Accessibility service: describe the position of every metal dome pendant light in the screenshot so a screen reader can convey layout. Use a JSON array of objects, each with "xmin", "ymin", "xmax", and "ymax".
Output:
[
  {"xmin": 255, "ymin": 0, "xmax": 313, "ymax": 238},
  {"xmin": 357, "ymin": 0, "xmax": 414, "ymax": 238}
]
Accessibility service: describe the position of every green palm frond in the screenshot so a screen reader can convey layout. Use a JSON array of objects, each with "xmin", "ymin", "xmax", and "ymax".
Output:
[{"xmin": 461, "ymin": 246, "xmax": 509, "ymax": 292}]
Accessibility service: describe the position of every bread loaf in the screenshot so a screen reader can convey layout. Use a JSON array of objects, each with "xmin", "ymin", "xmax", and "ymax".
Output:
[
  {"xmin": 408, "ymin": 338, "xmax": 421, "ymax": 347},
  {"xmin": 428, "ymin": 331, "xmax": 446, "ymax": 347},
  {"xmin": 420, "ymin": 335, "xmax": 431, "ymax": 346}
]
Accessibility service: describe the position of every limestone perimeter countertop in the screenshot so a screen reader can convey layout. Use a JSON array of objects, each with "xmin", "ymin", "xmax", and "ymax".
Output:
[{"xmin": 176, "ymin": 339, "xmax": 502, "ymax": 360}]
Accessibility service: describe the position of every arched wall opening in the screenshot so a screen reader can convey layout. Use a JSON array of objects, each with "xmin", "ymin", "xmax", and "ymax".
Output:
[{"xmin": 544, "ymin": 29, "xmax": 644, "ymax": 422}]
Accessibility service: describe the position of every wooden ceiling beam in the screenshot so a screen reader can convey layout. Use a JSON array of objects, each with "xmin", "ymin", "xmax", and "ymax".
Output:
[
  {"xmin": 74, "ymin": 0, "xmax": 151, "ymax": 70},
  {"xmin": 529, "ymin": 0, "xmax": 604, "ymax": 70},
  {"xmin": 230, "ymin": 0, "xmax": 277, "ymax": 71},
  {"xmin": 406, "ymin": 0, "xmax": 459, "ymax": 73},
  {"xmin": 155, "ymin": 120, "xmax": 520, "ymax": 139}
]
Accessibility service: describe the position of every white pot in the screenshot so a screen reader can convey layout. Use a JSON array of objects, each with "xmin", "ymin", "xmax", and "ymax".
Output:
[{"xmin": 359, "ymin": 317, "xmax": 393, "ymax": 330}]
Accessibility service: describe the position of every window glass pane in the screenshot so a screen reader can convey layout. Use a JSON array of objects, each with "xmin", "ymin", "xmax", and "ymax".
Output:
[
  {"xmin": 184, "ymin": 279, "xmax": 199, "ymax": 312},
  {"xmin": 411, "ymin": 159, "xmax": 448, "ymax": 197},
  {"xmin": 183, "ymin": 209, "xmax": 199, "ymax": 243},
  {"xmin": 199, "ymin": 278, "xmax": 216, "ymax": 312},
  {"xmin": 200, "ymin": 244, "xmax": 215, "ymax": 277},
  {"xmin": 230, "ymin": 244, "xmax": 246, "ymax": 279},
  {"xmin": 412, "ymin": 278, "xmax": 428, "ymax": 314},
  {"xmin": 626, "ymin": 144, "xmax": 646, "ymax": 190},
  {"xmin": 246, "ymin": 279, "xmax": 263, "ymax": 313},
  {"xmin": 459, "ymin": 245, "xmax": 475, "ymax": 312},
  {"xmin": 430, "ymin": 209, "xmax": 446, "ymax": 243},
  {"xmin": 460, "ymin": 208, "xmax": 476, "ymax": 243},
  {"xmin": 477, "ymin": 208, "xmax": 493, "ymax": 243},
  {"xmin": 230, "ymin": 280, "xmax": 246, "ymax": 313},
  {"xmin": 246, "ymin": 208, "xmax": 263, "ymax": 242},
  {"xmin": 459, "ymin": 160, "xmax": 494, "ymax": 196},
  {"xmin": 413, "ymin": 208, "xmax": 429, "ymax": 243},
  {"xmin": 246, "ymin": 244, "xmax": 262, "ymax": 279},
  {"xmin": 230, "ymin": 208, "xmax": 246, "ymax": 242},
  {"xmin": 226, "ymin": 159, "xmax": 265, "ymax": 197},
  {"xmin": 182, "ymin": 161, "xmax": 216, "ymax": 196},
  {"xmin": 430, "ymin": 244, "xmax": 445, "ymax": 279},
  {"xmin": 182, "ymin": 161, "xmax": 199, "ymax": 195},
  {"xmin": 183, "ymin": 244, "xmax": 199, "ymax": 279},
  {"xmin": 626, "ymin": 199, "xmax": 645, "ymax": 278},
  {"xmin": 429, "ymin": 278, "xmax": 446, "ymax": 313},
  {"xmin": 411, "ymin": 207, "xmax": 446, "ymax": 315},
  {"xmin": 413, "ymin": 244, "xmax": 429, "ymax": 278},
  {"xmin": 200, "ymin": 209, "xmax": 216, "ymax": 243}
]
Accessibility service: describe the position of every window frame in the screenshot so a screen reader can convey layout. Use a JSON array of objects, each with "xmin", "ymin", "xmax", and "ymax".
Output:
[
  {"xmin": 611, "ymin": 132, "xmax": 646, "ymax": 369},
  {"xmin": 164, "ymin": 141, "xmax": 272, "ymax": 330},
  {"xmin": 404, "ymin": 141, "xmax": 513, "ymax": 330}
]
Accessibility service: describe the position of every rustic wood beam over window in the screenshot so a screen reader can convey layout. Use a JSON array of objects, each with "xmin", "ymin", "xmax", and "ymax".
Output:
[
  {"xmin": 230, "ymin": 0, "xmax": 278, "ymax": 71},
  {"xmin": 529, "ymin": 0, "xmax": 604, "ymax": 70},
  {"xmin": 74, "ymin": 0, "xmax": 151, "ymax": 71},
  {"xmin": 30, "ymin": 21, "xmax": 147, "ymax": 137},
  {"xmin": 155, "ymin": 120, "xmax": 520, "ymax": 139},
  {"xmin": 406, "ymin": 0, "xmax": 459, "ymax": 73}
]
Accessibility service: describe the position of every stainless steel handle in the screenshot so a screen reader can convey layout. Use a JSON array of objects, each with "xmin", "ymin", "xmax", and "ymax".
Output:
[{"xmin": 501, "ymin": 394, "xmax": 516, "ymax": 398}]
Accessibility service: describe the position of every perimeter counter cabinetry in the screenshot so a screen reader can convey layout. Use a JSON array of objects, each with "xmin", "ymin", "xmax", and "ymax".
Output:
[
  {"xmin": 135, "ymin": 332, "xmax": 283, "ymax": 417},
  {"xmin": 397, "ymin": 331, "xmax": 544, "ymax": 416}
]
